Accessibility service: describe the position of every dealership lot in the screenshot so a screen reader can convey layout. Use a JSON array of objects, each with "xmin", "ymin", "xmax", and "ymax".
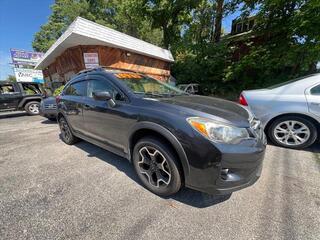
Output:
[{"xmin": 0, "ymin": 114, "xmax": 319, "ymax": 240}]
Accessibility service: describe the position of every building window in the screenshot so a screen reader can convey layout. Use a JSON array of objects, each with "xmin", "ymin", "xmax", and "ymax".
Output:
[
  {"xmin": 249, "ymin": 20, "xmax": 255, "ymax": 30},
  {"xmin": 236, "ymin": 23, "xmax": 242, "ymax": 34}
]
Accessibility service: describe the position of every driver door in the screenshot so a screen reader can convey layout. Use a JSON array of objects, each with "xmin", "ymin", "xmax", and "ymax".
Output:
[{"xmin": 82, "ymin": 75, "xmax": 132, "ymax": 155}]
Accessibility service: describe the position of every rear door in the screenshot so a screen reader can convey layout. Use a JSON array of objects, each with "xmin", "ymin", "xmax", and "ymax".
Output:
[
  {"xmin": 0, "ymin": 83, "xmax": 22, "ymax": 110},
  {"xmin": 306, "ymin": 83, "xmax": 320, "ymax": 118},
  {"xmin": 61, "ymin": 80, "xmax": 87, "ymax": 133}
]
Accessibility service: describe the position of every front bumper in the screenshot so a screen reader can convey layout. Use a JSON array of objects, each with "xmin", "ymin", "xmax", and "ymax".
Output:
[{"xmin": 184, "ymin": 134, "xmax": 267, "ymax": 195}]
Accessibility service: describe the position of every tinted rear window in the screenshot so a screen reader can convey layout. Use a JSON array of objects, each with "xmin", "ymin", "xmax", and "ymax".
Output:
[{"xmin": 311, "ymin": 85, "xmax": 320, "ymax": 95}]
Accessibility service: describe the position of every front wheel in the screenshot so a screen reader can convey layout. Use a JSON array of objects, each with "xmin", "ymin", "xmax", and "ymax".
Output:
[
  {"xmin": 268, "ymin": 116, "xmax": 317, "ymax": 149},
  {"xmin": 24, "ymin": 101, "xmax": 40, "ymax": 115},
  {"xmin": 132, "ymin": 137, "xmax": 182, "ymax": 196}
]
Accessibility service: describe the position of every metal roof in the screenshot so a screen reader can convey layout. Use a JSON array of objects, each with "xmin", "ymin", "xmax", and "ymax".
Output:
[{"xmin": 35, "ymin": 17, "xmax": 174, "ymax": 70}]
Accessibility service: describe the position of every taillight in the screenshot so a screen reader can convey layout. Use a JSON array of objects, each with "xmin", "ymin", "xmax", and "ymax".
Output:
[
  {"xmin": 239, "ymin": 93, "xmax": 248, "ymax": 106},
  {"xmin": 55, "ymin": 95, "xmax": 61, "ymax": 104}
]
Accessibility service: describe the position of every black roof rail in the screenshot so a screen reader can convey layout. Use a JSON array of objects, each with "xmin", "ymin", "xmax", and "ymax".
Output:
[
  {"xmin": 76, "ymin": 66, "xmax": 138, "ymax": 76},
  {"xmin": 76, "ymin": 67, "xmax": 104, "ymax": 75}
]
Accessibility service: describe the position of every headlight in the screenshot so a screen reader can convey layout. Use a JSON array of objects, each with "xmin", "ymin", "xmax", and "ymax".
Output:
[{"xmin": 187, "ymin": 117, "xmax": 250, "ymax": 144}]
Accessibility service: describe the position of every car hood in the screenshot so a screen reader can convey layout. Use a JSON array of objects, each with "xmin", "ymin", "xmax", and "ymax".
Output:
[
  {"xmin": 42, "ymin": 96, "xmax": 57, "ymax": 104},
  {"xmin": 157, "ymin": 95, "xmax": 250, "ymax": 127}
]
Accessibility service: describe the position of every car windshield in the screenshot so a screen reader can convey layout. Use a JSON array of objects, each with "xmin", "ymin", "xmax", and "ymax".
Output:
[
  {"xmin": 267, "ymin": 74, "xmax": 318, "ymax": 89},
  {"xmin": 113, "ymin": 72, "xmax": 187, "ymax": 97}
]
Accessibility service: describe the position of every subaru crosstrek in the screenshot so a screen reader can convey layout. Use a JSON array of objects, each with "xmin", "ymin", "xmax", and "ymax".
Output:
[{"xmin": 56, "ymin": 67, "xmax": 266, "ymax": 196}]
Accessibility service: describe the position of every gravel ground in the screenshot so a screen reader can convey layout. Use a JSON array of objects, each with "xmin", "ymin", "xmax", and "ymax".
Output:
[{"xmin": 0, "ymin": 113, "xmax": 319, "ymax": 240}]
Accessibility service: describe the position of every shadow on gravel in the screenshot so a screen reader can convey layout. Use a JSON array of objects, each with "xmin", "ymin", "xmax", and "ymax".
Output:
[
  {"xmin": 0, "ymin": 111, "xmax": 27, "ymax": 119},
  {"xmin": 304, "ymin": 143, "xmax": 320, "ymax": 153},
  {"xmin": 41, "ymin": 119, "xmax": 57, "ymax": 124},
  {"xmin": 267, "ymin": 141, "xmax": 320, "ymax": 153},
  {"xmin": 73, "ymin": 140, "xmax": 231, "ymax": 208}
]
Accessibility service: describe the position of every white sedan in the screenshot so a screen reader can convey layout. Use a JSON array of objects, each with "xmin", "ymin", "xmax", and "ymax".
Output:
[{"xmin": 240, "ymin": 73, "xmax": 320, "ymax": 149}]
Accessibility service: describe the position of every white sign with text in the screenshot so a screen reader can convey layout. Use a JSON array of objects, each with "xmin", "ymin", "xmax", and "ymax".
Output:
[
  {"xmin": 14, "ymin": 68, "xmax": 44, "ymax": 83},
  {"xmin": 83, "ymin": 53, "xmax": 99, "ymax": 69}
]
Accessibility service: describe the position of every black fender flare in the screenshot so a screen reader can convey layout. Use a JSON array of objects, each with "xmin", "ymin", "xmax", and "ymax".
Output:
[
  {"xmin": 128, "ymin": 121, "xmax": 190, "ymax": 179},
  {"xmin": 18, "ymin": 97, "xmax": 42, "ymax": 108}
]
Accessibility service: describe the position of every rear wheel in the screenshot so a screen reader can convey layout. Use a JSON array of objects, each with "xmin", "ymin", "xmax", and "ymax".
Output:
[
  {"xmin": 24, "ymin": 101, "xmax": 40, "ymax": 115},
  {"xmin": 268, "ymin": 116, "xmax": 317, "ymax": 149},
  {"xmin": 132, "ymin": 137, "xmax": 182, "ymax": 196},
  {"xmin": 58, "ymin": 116, "xmax": 79, "ymax": 145}
]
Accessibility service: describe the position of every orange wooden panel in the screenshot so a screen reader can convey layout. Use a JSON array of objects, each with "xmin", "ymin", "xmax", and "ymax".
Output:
[{"xmin": 44, "ymin": 45, "xmax": 171, "ymax": 82}]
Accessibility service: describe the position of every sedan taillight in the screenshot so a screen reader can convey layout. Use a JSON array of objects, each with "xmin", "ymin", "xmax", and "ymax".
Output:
[{"xmin": 239, "ymin": 93, "xmax": 248, "ymax": 106}]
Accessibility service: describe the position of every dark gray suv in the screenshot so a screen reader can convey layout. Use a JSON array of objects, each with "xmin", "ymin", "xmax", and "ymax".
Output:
[{"xmin": 57, "ymin": 67, "xmax": 266, "ymax": 196}]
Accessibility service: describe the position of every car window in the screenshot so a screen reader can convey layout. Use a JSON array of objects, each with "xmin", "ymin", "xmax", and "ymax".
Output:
[
  {"xmin": 310, "ymin": 84, "xmax": 320, "ymax": 95},
  {"xmin": 64, "ymin": 81, "xmax": 87, "ymax": 96},
  {"xmin": 87, "ymin": 79, "xmax": 124, "ymax": 101},
  {"xmin": 21, "ymin": 83, "xmax": 42, "ymax": 95},
  {"xmin": 193, "ymin": 85, "xmax": 199, "ymax": 92},
  {"xmin": 0, "ymin": 84, "xmax": 15, "ymax": 94},
  {"xmin": 186, "ymin": 86, "xmax": 193, "ymax": 93}
]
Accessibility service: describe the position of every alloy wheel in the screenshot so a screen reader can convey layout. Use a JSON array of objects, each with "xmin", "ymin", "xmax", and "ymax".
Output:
[
  {"xmin": 137, "ymin": 146, "xmax": 171, "ymax": 188},
  {"xmin": 29, "ymin": 103, "xmax": 39, "ymax": 114},
  {"xmin": 273, "ymin": 120, "xmax": 310, "ymax": 146}
]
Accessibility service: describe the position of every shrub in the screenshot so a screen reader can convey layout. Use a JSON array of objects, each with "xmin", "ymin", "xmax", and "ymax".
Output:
[{"xmin": 53, "ymin": 85, "xmax": 65, "ymax": 96}]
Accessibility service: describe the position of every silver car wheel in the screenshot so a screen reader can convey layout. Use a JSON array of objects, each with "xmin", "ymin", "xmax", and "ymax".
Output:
[
  {"xmin": 138, "ymin": 146, "xmax": 171, "ymax": 188},
  {"xmin": 273, "ymin": 120, "xmax": 310, "ymax": 146},
  {"xmin": 29, "ymin": 103, "xmax": 39, "ymax": 114}
]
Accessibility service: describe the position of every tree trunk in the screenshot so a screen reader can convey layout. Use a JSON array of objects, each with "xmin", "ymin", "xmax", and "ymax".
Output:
[
  {"xmin": 163, "ymin": 25, "xmax": 170, "ymax": 49},
  {"xmin": 213, "ymin": 0, "xmax": 224, "ymax": 43}
]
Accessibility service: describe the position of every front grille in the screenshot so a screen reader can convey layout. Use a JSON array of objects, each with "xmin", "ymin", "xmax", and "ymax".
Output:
[{"xmin": 44, "ymin": 104, "xmax": 57, "ymax": 110}]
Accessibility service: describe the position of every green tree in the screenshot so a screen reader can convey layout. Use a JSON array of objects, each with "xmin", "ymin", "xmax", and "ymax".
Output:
[
  {"xmin": 6, "ymin": 75, "xmax": 17, "ymax": 82},
  {"xmin": 33, "ymin": 0, "xmax": 91, "ymax": 52},
  {"xmin": 33, "ymin": 0, "xmax": 163, "ymax": 52},
  {"xmin": 145, "ymin": 0, "xmax": 201, "ymax": 48},
  {"xmin": 223, "ymin": 0, "xmax": 320, "ymax": 91},
  {"xmin": 103, "ymin": 0, "xmax": 163, "ymax": 46},
  {"xmin": 183, "ymin": 0, "xmax": 215, "ymax": 45}
]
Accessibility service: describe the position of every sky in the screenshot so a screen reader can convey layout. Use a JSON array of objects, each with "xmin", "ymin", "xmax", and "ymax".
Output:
[
  {"xmin": 0, "ymin": 0, "xmax": 53, "ymax": 80},
  {"xmin": 0, "ymin": 0, "xmax": 237, "ymax": 80}
]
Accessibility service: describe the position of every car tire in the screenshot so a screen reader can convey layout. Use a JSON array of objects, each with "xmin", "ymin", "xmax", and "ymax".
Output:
[
  {"xmin": 268, "ymin": 116, "xmax": 317, "ymax": 149},
  {"xmin": 24, "ymin": 101, "xmax": 40, "ymax": 115},
  {"xmin": 132, "ymin": 137, "xmax": 182, "ymax": 196},
  {"xmin": 58, "ymin": 116, "xmax": 79, "ymax": 145}
]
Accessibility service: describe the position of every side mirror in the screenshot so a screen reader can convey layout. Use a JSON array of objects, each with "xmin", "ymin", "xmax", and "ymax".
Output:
[
  {"xmin": 92, "ymin": 91, "xmax": 112, "ymax": 101},
  {"xmin": 92, "ymin": 91, "xmax": 116, "ymax": 107}
]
